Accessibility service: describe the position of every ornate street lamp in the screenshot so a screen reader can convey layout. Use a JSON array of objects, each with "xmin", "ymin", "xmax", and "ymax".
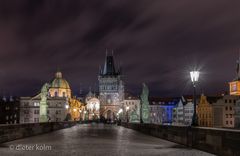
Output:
[{"xmin": 190, "ymin": 71, "xmax": 199, "ymax": 126}]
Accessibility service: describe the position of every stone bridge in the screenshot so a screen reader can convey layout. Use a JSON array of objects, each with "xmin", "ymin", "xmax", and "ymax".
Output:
[{"xmin": 0, "ymin": 122, "xmax": 238, "ymax": 156}]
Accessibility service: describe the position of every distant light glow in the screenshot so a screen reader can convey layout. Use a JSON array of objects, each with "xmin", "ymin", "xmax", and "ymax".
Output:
[
  {"xmin": 65, "ymin": 105, "xmax": 69, "ymax": 109},
  {"xmin": 118, "ymin": 109, "xmax": 123, "ymax": 114}
]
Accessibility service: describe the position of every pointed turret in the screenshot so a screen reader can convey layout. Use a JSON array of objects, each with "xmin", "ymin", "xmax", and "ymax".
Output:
[{"xmin": 102, "ymin": 51, "xmax": 119, "ymax": 76}]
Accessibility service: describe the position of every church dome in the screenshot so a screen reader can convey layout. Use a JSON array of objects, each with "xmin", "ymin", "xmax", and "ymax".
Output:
[{"xmin": 51, "ymin": 71, "xmax": 70, "ymax": 89}]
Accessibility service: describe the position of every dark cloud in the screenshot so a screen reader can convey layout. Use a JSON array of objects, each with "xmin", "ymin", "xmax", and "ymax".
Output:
[{"xmin": 0, "ymin": 0, "xmax": 239, "ymax": 97}]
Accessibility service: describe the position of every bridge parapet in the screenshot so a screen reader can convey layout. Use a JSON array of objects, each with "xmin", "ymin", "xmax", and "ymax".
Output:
[
  {"xmin": 121, "ymin": 122, "xmax": 240, "ymax": 156},
  {"xmin": 0, "ymin": 122, "xmax": 77, "ymax": 144}
]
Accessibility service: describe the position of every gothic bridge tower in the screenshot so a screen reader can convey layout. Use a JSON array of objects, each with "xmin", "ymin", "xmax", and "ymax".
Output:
[{"xmin": 98, "ymin": 52, "xmax": 124, "ymax": 121}]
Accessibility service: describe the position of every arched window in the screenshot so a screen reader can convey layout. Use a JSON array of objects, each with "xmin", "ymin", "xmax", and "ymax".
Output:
[
  {"xmin": 55, "ymin": 91, "xmax": 58, "ymax": 97},
  {"xmin": 63, "ymin": 92, "xmax": 66, "ymax": 97}
]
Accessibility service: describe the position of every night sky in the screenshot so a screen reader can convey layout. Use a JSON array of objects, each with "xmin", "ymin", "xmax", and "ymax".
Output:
[{"xmin": 0, "ymin": 0, "xmax": 239, "ymax": 97}]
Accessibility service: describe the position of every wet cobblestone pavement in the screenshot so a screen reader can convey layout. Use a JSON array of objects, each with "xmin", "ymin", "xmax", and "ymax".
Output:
[{"xmin": 0, "ymin": 124, "xmax": 215, "ymax": 156}]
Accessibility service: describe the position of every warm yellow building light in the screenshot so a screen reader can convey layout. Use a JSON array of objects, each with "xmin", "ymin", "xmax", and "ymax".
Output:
[{"xmin": 229, "ymin": 81, "xmax": 240, "ymax": 96}]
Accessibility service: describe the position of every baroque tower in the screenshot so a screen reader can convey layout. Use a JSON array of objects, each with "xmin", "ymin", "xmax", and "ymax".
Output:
[{"xmin": 98, "ymin": 52, "xmax": 124, "ymax": 120}]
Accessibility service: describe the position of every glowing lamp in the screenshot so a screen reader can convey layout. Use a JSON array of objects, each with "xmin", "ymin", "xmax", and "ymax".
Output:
[{"xmin": 190, "ymin": 71, "xmax": 200, "ymax": 83}]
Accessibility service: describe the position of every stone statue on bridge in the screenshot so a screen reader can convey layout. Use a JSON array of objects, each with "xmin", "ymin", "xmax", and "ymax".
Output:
[
  {"xmin": 40, "ymin": 83, "xmax": 50, "ymax": 123},
  {"xmin": 130, "ymin": 105, "xmax": 140, "ymax": 123},
  {"xmin": 140, "ymin": 83, "xmax": 150, "ymax": 123}
]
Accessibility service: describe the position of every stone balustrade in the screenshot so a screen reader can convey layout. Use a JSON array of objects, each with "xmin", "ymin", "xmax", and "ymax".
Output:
[
  {"xmin": 121, "ymin": 122, "xmax": 240, "ymax": 156},
  {"xmin": 0, "ymin": 122, "xmax": 77, "ymax": 144}
]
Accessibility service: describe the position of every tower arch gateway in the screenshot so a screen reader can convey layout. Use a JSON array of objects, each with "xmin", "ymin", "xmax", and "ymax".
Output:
[{"xmin": 98, "ymin": 53, "xmax": 124, "ymax": 121}]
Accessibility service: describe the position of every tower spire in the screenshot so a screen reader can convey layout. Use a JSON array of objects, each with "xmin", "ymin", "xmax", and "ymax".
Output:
[{"xmin": 237, "ymin": 51, "xmax": 240, "ymax": 80}]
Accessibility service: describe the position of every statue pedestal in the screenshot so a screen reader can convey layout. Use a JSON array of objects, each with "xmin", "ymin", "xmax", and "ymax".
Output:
[
  {"xmin": 40, "ymin": 115, "xmax": 48, "ymax": 123},
  {"xmin": 40, "ymin": 102, "xmax": 48, "ymax": 123},
  {"xmin": 39, "ymin": 83, "xmax": 50, "ymax": 123}
]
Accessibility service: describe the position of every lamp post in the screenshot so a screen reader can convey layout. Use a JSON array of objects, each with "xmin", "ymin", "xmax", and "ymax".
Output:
[
  {"xmin": 84, "ymin": 110, "xmax": 87, "ymax": 122},
  {"xmin": 126, "ymin": 106, "xmax": 130, "ymax": 123},
  {"xmin": 79, "ymin": 110, "xmax": 82, "ymax": 121},
  {"xmin": 190, "ymin": 71, "xmax": 200, "ymax": 126}
]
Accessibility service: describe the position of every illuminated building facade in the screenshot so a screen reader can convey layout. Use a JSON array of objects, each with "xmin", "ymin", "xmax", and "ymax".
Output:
[
  {"xmin": 85, "ymin": 91, "xmax": 100, "ymax": 120},
  {"xmin": 183, "ymin": 100, "xmax": 194, "ymax": 126},
  {"xmin": 68, "ymin": 97, "xmax": 84, "ymax": 121},
  {"xmin": 149, "ymin": 104, "xmax": 164, "ymax": 124},
  {"xmin": 149, "ymin": 97, "xmax": 178, "ymax": 125},
  {"xmin": 20, "ymin": 71, "xmax": 84, "ymax": 123},
  {"xmin": 98, "ymin": 53, "xmax": 124, "ymax": 121},
  {"xmin": 120, "ymin": 94, "xmax": 140, "ymax": 122},
  {"xmin": 197, "ymin": 94, "xmax": 221, "ymax": 127},
  {"xmin": 212, "ymin": 95, "xmax": 238, "ymax": 128},
  {"xmin": 20, "ymin": 96, "xmax": 69, "ymax": 123},
  {"xmin": 173, "ymin": 96, "xmax": 194, "ymax": 126}
]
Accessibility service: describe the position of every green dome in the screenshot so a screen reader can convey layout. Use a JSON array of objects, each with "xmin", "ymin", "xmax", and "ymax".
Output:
[{"xmin": 51, "ymin": 72, "xmax": 70, "ymax": 89}]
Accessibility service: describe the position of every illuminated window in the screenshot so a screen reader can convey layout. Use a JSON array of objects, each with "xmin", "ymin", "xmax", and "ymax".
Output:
[{"xmin": 34, "ymin": 102, "xmax": 40, "ymax": 107}]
